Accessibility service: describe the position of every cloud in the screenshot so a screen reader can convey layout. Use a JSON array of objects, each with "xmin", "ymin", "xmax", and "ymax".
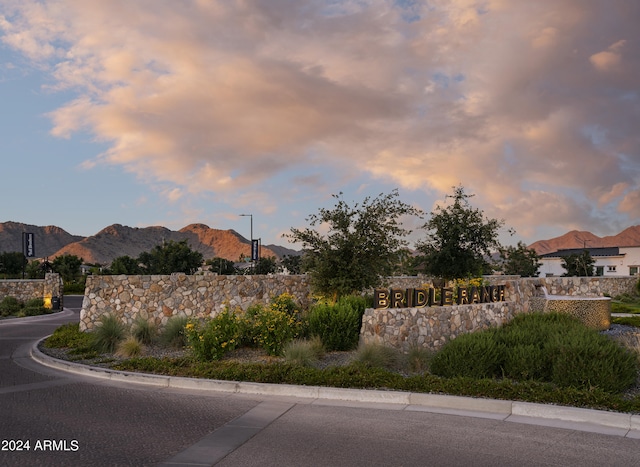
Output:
[
  {"xmin": 590, "ymin": 40, "xmax": 626, "ymax": 72},
  {"xmin": 1, "ymin": 0, "xmax": 639, "ymax": 242}
]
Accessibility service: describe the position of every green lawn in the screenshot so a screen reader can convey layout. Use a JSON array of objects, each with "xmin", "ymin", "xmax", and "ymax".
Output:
[{"xmin": 612, "ymin": 299, "xmax": 640, "ymax": 314}]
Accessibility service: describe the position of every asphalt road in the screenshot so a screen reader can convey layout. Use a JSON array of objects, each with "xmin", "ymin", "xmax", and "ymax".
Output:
[{"xmin": 1, "ymin": 297, "xmax": 639, "ymax": 466}]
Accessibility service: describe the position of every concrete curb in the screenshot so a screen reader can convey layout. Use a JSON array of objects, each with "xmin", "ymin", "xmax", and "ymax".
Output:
[{"xmin": 31, "ymin": 341, "xmax": 640, "ymax": 439}]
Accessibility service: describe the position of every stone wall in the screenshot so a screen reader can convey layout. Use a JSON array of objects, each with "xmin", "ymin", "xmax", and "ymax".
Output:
[
  {"xmin": 80, "ymin": 273, "xmax": 311, "ymax": 331},
  {"xmin": 537, "ymin": 276, "xmax": 637, "ymax": 297},
  {"xmin": 79, "ymin": 272, "xmax": 638, "ymax": 343},
  {"xmin": 0, "ymin": 273, "xmax": 63, "ymax": 304},
  {"xmin": 361, "ymin": 301, "xmax": 517, "ymax": 352},
  {"xmin": 360, "ymin": 276, "xmax": 638, "ymax": 352}
]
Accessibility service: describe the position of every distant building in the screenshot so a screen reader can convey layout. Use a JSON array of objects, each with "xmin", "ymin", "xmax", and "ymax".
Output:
[{"xmin": 538, "ymin": 246, "xmax": 640, "ymax": 277}]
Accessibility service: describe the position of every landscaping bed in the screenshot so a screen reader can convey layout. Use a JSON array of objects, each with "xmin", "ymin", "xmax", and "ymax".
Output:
[{"xmin": 39, "ymin": 316, "xmax": 640, "ymax": 415}]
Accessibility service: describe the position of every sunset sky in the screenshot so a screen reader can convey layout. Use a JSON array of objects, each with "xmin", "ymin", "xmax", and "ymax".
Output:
[{"xmin": 1, "ymin": 0, "xmax": 638, "ymax": 249}]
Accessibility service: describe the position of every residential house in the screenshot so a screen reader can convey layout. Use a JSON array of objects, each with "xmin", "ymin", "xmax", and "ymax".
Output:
[{"xmin": 538, "ymin": 246, "xmax": 640, "ymax": 277}]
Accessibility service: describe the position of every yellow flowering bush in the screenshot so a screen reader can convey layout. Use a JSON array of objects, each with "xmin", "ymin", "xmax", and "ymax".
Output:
[
  {"xmin": 184, "ymin": 308, "xmax": 241, "ymax": 361},
  {"xmin": 453, "ymin": 277, "xmax": 489, "ymax": 303},
  {"xmin": 453, "ymin": 277, "xmax": 487, "ymax": 290},
  {"xmin": 242, "ymin": 293, "xmax": 305, "ymax": 356}
]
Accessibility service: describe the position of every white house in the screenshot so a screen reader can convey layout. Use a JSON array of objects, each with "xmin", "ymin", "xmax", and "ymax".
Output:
[{"xmin": 538, "ymin": 246, "xmax": 640, "ymax": 277}]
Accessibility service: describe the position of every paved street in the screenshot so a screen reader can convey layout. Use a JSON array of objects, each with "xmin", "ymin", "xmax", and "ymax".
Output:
[{"xmin": 0, "ymin": 298, "xmax": 639, "ymax": 466}]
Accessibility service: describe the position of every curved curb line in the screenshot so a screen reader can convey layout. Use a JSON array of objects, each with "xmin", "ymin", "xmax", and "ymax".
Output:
[{"xmin": 31, "ymin": 340, "xmax": 640, "ymax": 438}]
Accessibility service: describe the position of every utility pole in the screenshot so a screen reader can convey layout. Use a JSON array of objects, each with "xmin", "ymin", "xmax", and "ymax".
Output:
[{"xmin": 240, "ymin": 214, "xmax": 253, "ymax": 270}]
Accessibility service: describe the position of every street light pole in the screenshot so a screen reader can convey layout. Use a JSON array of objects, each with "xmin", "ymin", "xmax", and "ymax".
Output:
[{"xmin": 240, "ymin": 214, "xmax": 253, "ymax": 265}]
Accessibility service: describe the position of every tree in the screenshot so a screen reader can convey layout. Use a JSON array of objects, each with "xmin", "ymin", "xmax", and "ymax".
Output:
[
  {"xmin": 51, "ymin": 254, "xmax": 83, "ymax": 283},
  {"xmin": 280, "ymin": 254, "xmax": 302, "ymax": 274},
  {"xmin": 286, "ymin": 189, "xmax": 422, "ymax": 298},
  {"xmin": 0, "ymin": 251, "xmax": 27, "ymax": 277},
  {"xmin": 561, "ymin": 250, "xmax": 595, "ymax": 277},
  {"xmin": 254, "ymin": 256, "xmax": 278, "ymax": 275},
  {"xmin": 25, "ymin": 259, "xmax": 44, "ymax": 279},
  {"xmin": 205, "ymin": 257, "xmax": 236, "ymax": 275},
  {"xmin": 499, "ymin": 242, "xmax": 541, "ymax": 277},
  {"xmin": 109, "ymin": 255, "xmax": 141, "ymax": 275},
  {"xmin": 137, "ymin": 240, "xmax": 203, "ymax": 274},
  {"xmin": 416, "ymin": 186, "xmax": 507, "ymax": 280}
]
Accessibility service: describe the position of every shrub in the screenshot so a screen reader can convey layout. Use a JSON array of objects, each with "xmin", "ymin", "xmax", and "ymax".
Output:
[
  {"xmin": 24, "ymin": 298, "xmax": 45, "ymax": 308},
  {"xmin": 44, "ymin": 323, "xmax": 93, "ymax": 350},
  {"xmin": 0, "ymin": 297, "xmax": 21, "ymax": 316},
  {"xmin": 116, "ymin": 336, "xmax": 144, "ymax": 358},
  {"xmin": 617, "ymin": 333, "xmax": 640, "ymax": 364},
  {"xmin": 548, "ymin": 332, "xmax": 638, "ymax": 393},
  {"xmin": 239, "ymin": 294, "xmax": 307, "ymax": 356},
  {"xmin": 159, "ymin": 315, "xmax": 188, "ymax": 348},
  {"xmin": 132, "ymin": 317, "xmax": 157, "ymax": 345},
  {"xmin": 430, "ymin": 312, "xmax": 639, "ymax": 393},
  {"xmin": 269, "ymin": 292, "xmax": 300, "ymax": 316},
  {"xmin": 403, "ymin": 346, "xmax": 433, "ymax": 374},
  {"xmin": 354, "ymin": 343, "xmax": 402, "ymax": 371},
  {"xmin": 185, "ymin": 309, "xmax": 242, "ymax": 361},
  {"xmin": 22, "ymin": 298, "xmax": 49, "ymax": 316},
  {"xmin": 239, "ymin": 304, "xmax": 266, "ymax": 347},
  {"xmin": 91, "ymin": 314, "xmax": 126, "ymax": 353},
  {"xmin": 248, "ymin": 304, "xmax": 303, "ymax": 356},
  {"xmin": 308, "ymin": 295, "xmax": 367, "ymax": 351},
  {"xmin": 64, "ymin": 279, "xmax": 86, "ymax": 295},
  {"xmin": 21, "ymin": 306, "xmax": 48, "ymax": 316},
  {"xmin": 283, "ymin": 336, "xmax": 324, "ymax": 367},
  {"xmin": 430, "ymin": 329, "xmax": 505, "ymax": 379}
]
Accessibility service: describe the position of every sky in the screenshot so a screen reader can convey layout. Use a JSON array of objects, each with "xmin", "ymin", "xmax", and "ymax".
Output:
[{"xmin": 0, "ymin": 0, "xmax": 638, "ymax": 250}]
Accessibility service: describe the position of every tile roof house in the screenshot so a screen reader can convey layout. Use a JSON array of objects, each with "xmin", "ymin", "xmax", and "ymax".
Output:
[{"xmin": 538, "ymin": 246, "xmax": 640, "ymax": 277}]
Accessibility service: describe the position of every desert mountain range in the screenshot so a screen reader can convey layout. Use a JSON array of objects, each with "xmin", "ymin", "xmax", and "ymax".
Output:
[
  {"xmin": 528, "ymin": 226, "xmax": 640, "ymax": 255},
  {"xmin": 1, "ymin": 221, "xmax": 639, "ymax": 265},
  {"xmin": 0, "ymin": 221, "xmax": 299, "ymax": 265}
]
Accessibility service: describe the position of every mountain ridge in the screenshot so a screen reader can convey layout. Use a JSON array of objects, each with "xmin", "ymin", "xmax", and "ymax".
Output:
[
  {"xmin": 0, "ymin": 221, "xmax": 300, "ymax": 265},
  {"xmin": 528, "ymin": 226, "xmax": 640, "ymax": 255},
  {"xmin": 1, "ymin": 221, "xmax": 639, "ymax": 264}
]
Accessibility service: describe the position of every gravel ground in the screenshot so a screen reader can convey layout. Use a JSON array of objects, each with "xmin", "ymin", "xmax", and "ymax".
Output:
[{"xmin": 39, "ymin": 342, "xmax": 356, "ymax": 370}]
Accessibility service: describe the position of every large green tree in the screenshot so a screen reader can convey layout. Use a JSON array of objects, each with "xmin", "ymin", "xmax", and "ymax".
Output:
[
  {"xmin": 254, "ymin": 256, "xmax": 278, "ymax": 275},
  {"xmin": 280, "ymin": 254, "xmax": 302, "ymax": 275},
  {"xmin": 137, "ymin": 240, "xmax": 203, "ymax": 274},
  {"xmin": 499, "ymin": 242, "xmax": 541, "ymax": 277},
  {"xmin": 416, "ymin": 186, "xmax": 507, "ymax": 280},
  {"xmin": 0, "ymin": 251, "xmax": 27, "ymax": 276},
  {"xmin": 561, "ymin": 250, "xmax": 595, "ymax": 276},
  {"xmin": 51, "ymin": 254, "xmax": 83, "ymax": 283},
  {"xmin": 286, "ymin": 189, "xmax": 422, "ymax": 298},
  {"xmin": 205, "ymin": 257, "xmax": 237, "ymax": 275},
  {"xmin": 109, "ymin": 255, "xmax": 141, "ymax": 275}
]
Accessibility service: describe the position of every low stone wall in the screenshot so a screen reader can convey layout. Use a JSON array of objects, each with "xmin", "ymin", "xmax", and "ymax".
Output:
[
  {"xmin": 360, "ymin": 276, "xmax": 637, "ymax": 351},
  {"xmin": 531, "ymin": 296, "xmax": 611, "ymax": 331},
  {"xmin": 79, "ymin": 272, "xmax": 638, "ymax": 343},
  {"xmin": 0, "ymin": 274, "xmax": 63, "ymax": 304},
  {"xmin": 361, "ymin": 301, "xmax": 517, "ymax": 352},
  {"xmin": 80, "ymin": 273, "xmax": 311, "ymax": 331},
  {"xmin": 537, "ymin": 276, "xmax": 637, "ymax": 297},
  {"xmin": 361, "ymin": 278, "xmax": 532, "ymax": 351}
]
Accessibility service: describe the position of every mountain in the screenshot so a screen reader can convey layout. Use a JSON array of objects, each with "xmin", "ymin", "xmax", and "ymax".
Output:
[
  {"xmin": 4, "ymin": 220, "xmax": 638, "ymax": 265},
  {"xmin": 529, "ymin": 225, "xmax": 640, "ymax": 255},
  {"xmin": 0, "ymin": 222, "xmax": 83, "ymax": 258},
  {"xmin": 0, "ymin": 221, "xmax": 300, "ymax": 265}
]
